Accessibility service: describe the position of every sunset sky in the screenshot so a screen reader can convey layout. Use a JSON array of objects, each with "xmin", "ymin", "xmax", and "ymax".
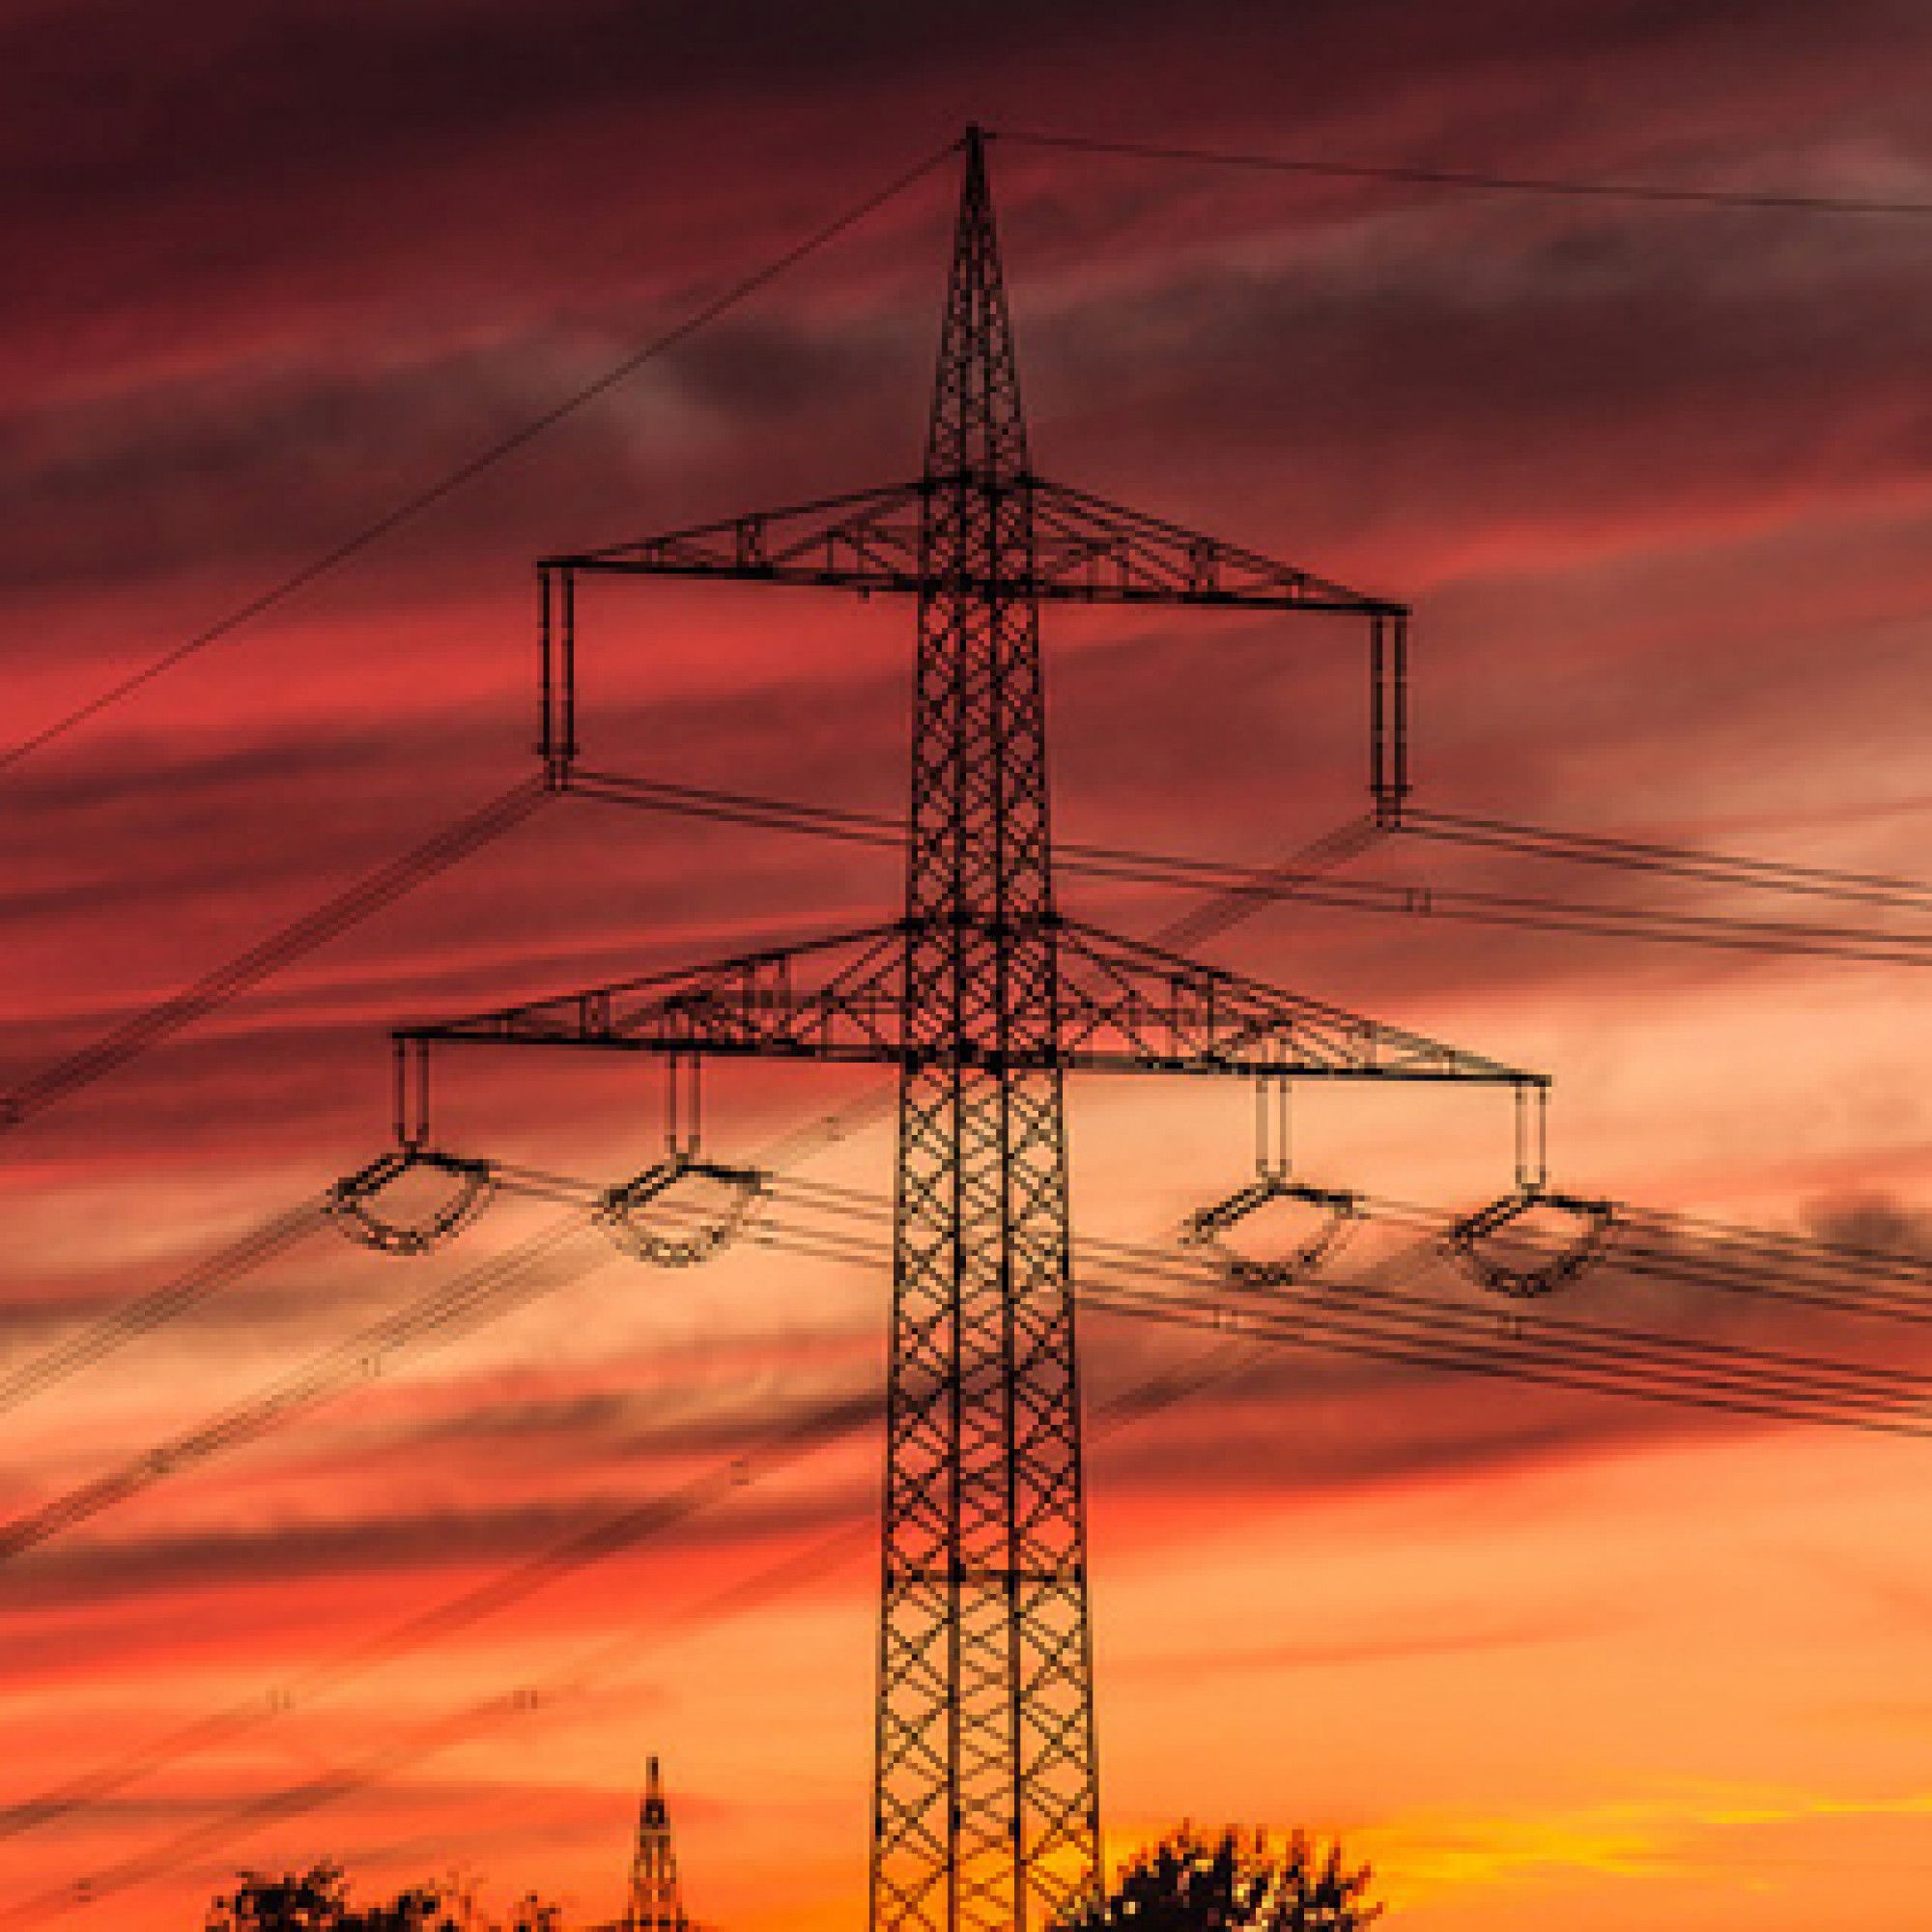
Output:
[{"xmin": 7, "ymin": 4, "xmax": 1932, "ymax": 1928}]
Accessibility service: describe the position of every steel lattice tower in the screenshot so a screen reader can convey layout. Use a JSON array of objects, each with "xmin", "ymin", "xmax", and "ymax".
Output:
[
  {"xmin": 623, "ymin": 1756, "xmax": 688, "ymax": 1932},
  {"xmin": 877, "ymin": 132, "xmax": 1097, "ymax": 1932},
  {"xmin": 361, "ymin": 124, "xmax": 1542, "ymax": 1932}
]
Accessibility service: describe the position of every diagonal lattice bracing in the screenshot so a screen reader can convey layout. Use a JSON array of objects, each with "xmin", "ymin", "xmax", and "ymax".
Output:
[
  {"xmin": 403, "ymin": 915, "xmax": 1537, "ymax": 1089},
  {"xmin": 624, "ymin": 1757, "xmax": 689, "ymax": 1932},
  {"xmin": 374, "ymin": 125, "xmax": 1546, "ymax": 1932},
  {"xmin": 873, "ymin": 127, "xmax": 1094, "ymax": 1932},
  {"xmin": 547, "ymin": 480, "xmax": 1395, "ymax": 617}
]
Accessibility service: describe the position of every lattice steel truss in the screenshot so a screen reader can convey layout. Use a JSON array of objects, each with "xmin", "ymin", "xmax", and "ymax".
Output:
[
  {"xmin": 377, "ymin": 128, "xmax": 1542, "ymax": 1932},
  {"xmin": 875, "ymin": 128, "xmax": 1091, "ymax": 1932},
  {"xmin": 623, "ymin": 1756, "xmax": 688, "ymax": 1932}
]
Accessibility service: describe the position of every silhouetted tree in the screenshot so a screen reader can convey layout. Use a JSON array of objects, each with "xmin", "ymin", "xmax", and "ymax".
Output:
[
  {"xmin": 503, "ymin": 1893, "xmax": 561, "ymax": 1932},
  {"xmin": 1056, "ymin": 1825, "xmax": 1384, "ymax": 1931},
  {"xmin": 207, "ymin": 1863, "xmax": 360, "ymax": 1932},
  {"xmin": 355, "ymin": 1887, "xmax": 458, "ymax": 1932},
  {"xmin": 206, "ymin": 1864, "xmax": 526, "ymax": 1932}
]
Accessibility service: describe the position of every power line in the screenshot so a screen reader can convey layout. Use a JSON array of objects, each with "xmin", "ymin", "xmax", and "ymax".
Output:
[
  {"xmin": 1399, "ymin": 807, "xmax": 1932, "ymax": 917},
  {"xmin": 0, "ymin": 1342, "xmax": 1254, "ymax": 1924},
  {"xmin": 14, "ymin": 744, "xmax": 1920, "ymax": 1562},
  {"xmin": 0, "ymin": 1121, "xmax": 890, "ymax": 1565},
  {"xmin": 788, "ymin": 1163, "xmax": 1932, "ymax": 1356},
  {"xmin": 0, "ymin": 1118, "xmax": 890, "ymax": 1550},
  {"xmin": 1080, "ymin": 843, "xmax": 1932, "ymax": 968},
  {"xmin": 0, "ymin": 768, "xmax": 1368, "ymax": 1157},
  {"xmin": 0, "ymin": 1196, "xmax": 329, "ymax": 1418},
  {"xmin": 0, "ymin": 1171, "xmax": 893, "ymax": 1850},
  {"xmin": 1340, "ymin": 1186, "xmax": 1932, "ymax": 1336},
  {"xmin": 0, "ymin": 1385, "xmax": 880, "ymax": 1862},
  {"xmin": 0, "ymin": 1399, "xmax": 877, "ymax": 1930},
  {"xmin": 0, "ymin": 774, "xmax": 552, "ymax": 1135},
  {"xmin": 14, "ymin": 1170, "xmax": 1932, "ymax": 1913},
  {"xmin": 18, "ymin": 117, "xmax": 1932, "ymax": 1917},
  {"xmin": 15, "ymin": 1189, "xmax": 1932, "ymax": 1918},
  {"xmin": 14, "ymin": 762, "xmax": 1930, "ymax": 1470},
  {"xmin": 1084, "ymin": 1280, "xmax": 1932, "ymax": 1438},
  {"xmin": 15, "ymin": 752, "xmax": 1931, "ymax": 1165},
  {"xmin": 997, "ymin": 128, "xmax": 1932, "ymax": 220},
  {"xmin": 567, "ymin": 767, "xmax": 1932, "ymax": 967},
  {"xmin": 1142, "ymin": 811, "xmax": 1381, "ymax": 952},
  {"xmin": 764, "ymin": 1176, "xmax": 1932, "ymax": 1436},
  {"xmin": 0, "ymin": 1213, "xmax": 608, "ymax": 1566},
  {"xmin": 0, "ymin": 140, "xmax": 960, "ymax": 782},
  {"xmin": 6, "ymin": 779, "xmax": 1898, "ymax": 1482},
  {"xmin": 15, "ymin": 125, "xmax": 1925, "ymax": 1143},
  {"xmin": 23, "ymin": 1154, "xmax": 1932, "ymax": 1719}
]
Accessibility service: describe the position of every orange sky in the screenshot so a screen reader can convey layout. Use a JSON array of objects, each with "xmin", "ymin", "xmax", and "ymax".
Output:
[{"xmin": 6, "ymin": 5, "xmax": 1932, "ymax": 1928}]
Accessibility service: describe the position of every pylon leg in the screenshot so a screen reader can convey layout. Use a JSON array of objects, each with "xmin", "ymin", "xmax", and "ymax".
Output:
[{"xmin": 873, "ymin": 1063, "xmax": 1097, "ymax": 1932}]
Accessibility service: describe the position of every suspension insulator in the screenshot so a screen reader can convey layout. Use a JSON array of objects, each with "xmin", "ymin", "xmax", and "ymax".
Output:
[
  {"xmin": 328, "ymin": 1149, "xmax": 497, "ymax": 1256},
  {"xmin": 1446, "ymin": 1188, "xmax": 1616, "ymax": 1299},
  {"xmin": 597, "ymin": 1155, "xmax": 766, "ymax": 1267},
  {"xmin": 1179, "ymin": 1174, "xmax": 1362, "ymax": 1288}
]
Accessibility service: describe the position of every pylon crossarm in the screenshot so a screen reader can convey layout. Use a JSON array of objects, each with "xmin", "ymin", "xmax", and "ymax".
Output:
[
  {"xmin": 550, "ymin": 480, "xmax": 927, "ymax": 584},
  {"xmin": 1055, "ymin": 920, "xmax": 1543, "ymax": 1084},
  {"xmin": 393, "ymin": 914, "xmax": 1534, "ymax": 1083},
  {"xmin": 1030, "ymin": 478, "xmax": 1403, "ymax": 614},
  {"xmin": 399, "ymin": 922, "xmax": 907, "ymax": 1061},
  {"xmin": 544, "ymin": 474, "xmax": 1397, "ymax": 615}
]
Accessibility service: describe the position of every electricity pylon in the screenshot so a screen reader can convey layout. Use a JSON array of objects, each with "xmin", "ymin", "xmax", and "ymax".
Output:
[
  {"xmin": 364, "ymin": 128, "xmax": 1540, "ymax": 1932},
  {"xmin": 623, "ymin": 1756, "xmax": 688, "ymax": 1932}
]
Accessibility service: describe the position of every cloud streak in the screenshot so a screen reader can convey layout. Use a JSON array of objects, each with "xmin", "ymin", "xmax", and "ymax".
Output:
[{"xmin": 11, "ymin": 6, "xmax": 1932, "ymax": 1927}]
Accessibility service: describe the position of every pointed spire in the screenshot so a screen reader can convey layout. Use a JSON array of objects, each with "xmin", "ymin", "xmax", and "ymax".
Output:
[{"xmin": 924, "ymin": 125, "xmax": 1031, "ymax": 484}]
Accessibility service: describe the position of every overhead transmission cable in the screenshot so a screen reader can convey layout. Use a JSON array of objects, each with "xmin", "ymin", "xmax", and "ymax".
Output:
[
  {"xmin": 0, "ymin": 1212, "xmax": 609, "ymax": 1567},
  {"xmin": 0, "ymin": 1195, "xmax": 332, "ymax": 1418},
  {"xmin": 1296, "ymin": 1184, "xmax": 1932, "ymax": 1339},
  {"xmin": 1087, "ymin": 1253, "xmax": 1932, "ymax": 1439},
  {"xmin": 16, "ymin": 783, "xmax": 1931, "ymax": 1463},
  {"xmin": 16, "ymin": 765, "xmax": 1932, "ymax": 1444},
  {"xmin": 0, "ymin": 1106, "xmax": 904, "ymax": 1567},
  {"xmin": 0, "ymin": 1381, "xmax": 882, "ymax": 1873},
  {"xmin": 566, "ymin": 767, "xmax": 1932, "ymax": 966},
  {"xmin": 0, "ymin": 139, "xmax": 960, "ymax": 782},
  {"xmin": 10, "ymin": 124, "xmax": 1921, "ymax": 1146},
  {"xmin": 14, "ymin": 118, "xmax": 1922, "ymax": 787},
  {"xmin": 13, "ymin": 1166, "xmax": 1932, "ymax": 1896},
  {"xmin": 17, "ymin": 667, "xmax": 1928, "ymax": 1156},
  {"xmin": 19, "ymin": 764, "xmax": 1932, "ymax": 1564},
  {"xmin": 0, "ymin": 822, "xmax": 1216, "ymax": 1435},
  {"xmin": 753, "ymin": 1173, "xmax": 1932, "ymax": 1437},
  {"xmin": 564, "ymin": 1167, "xmax": 1932, "ymax": 1438},
  {"xmin": 1079, "ymin": 838, "xmax": 1932, "ymax": 967},
  {"xmin": 15, "ymin": 1181, "xmax": 1932, "ymax": 1921},
  {"xmin": 20, "ymin": 1149, "xmax": 1932, "ymax": 1595},
  {"xmin": 0, "ymin": 775, "xmax": 551, "ymax": 1136},
  {"xmin": 18, "ymin": 118, "xmax": 1932, "ymax": 1913},
  {"xmin": 34, "ymin": 1146, "xmax": 1932, "ymax": 1581},
  {"xmin": 14, "ymin": 116, "xmax": 1913, "ymax": 1151},
  {"xmin": 784, "ymin": 1168, "xmax": 1932, "ymax": 1344},
  {"xmin": 0, "ymin": 1390, "xmax": 878, "ymax": 1932},
  {"xmin": 1393, "ymin": 805, "xmax": 1932, "ymax": 916},
  {"xmin": 995, "ymin": 128, "xmax": 1932, "ymax": 220},
  {"xmin": 0, "ymin": 757, "xmax": 1370, "ymax": 1158},
  {"xmin": 1140, "ymin": 810, "xmax": 1382, "ymax": 952},
  {"xmin": 1537, "ymin": 1202, "xmax": 1932, "ymax": 1334},
  {"xmin": 0, "ymin": 1338, "xmax": 1310, "ymax": 1924}
]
